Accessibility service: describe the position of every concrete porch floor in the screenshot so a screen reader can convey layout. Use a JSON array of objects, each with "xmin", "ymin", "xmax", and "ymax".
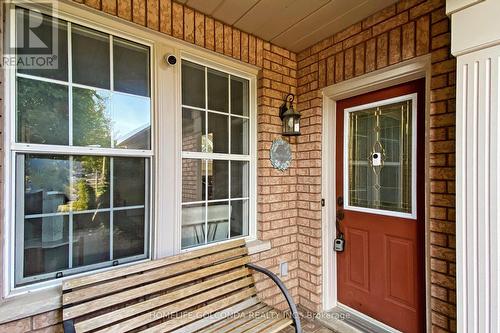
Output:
[
  {"xmin": 281, "ymin": 317, "xmax": 336, "ymax": 333},
  {"xmin": 280, "ymin": 308, "xmax": 337, "ymax": 333}
]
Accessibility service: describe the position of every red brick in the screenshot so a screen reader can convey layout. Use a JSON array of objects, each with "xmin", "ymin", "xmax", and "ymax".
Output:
[
  {"xmin": 85, "ymin": 0, "xmax": 101, "ymax": 9},
  {"xmin": 318, "ymin": 60, "xmax": 326, "ymax": 88},
  {"xmin": 0, "ymin": 318, "xmax": 31, "ymax": 333},
  {"xmin": 365, "ymin": 38, "xmax": 376, "ymax": 72},
  {"xmin": 432, "ymin": 19, "xmax": 449, "ymax": 37},
  {"xmin": 362, "ymin": 5, "xmax": 396, "ymax": 29},
  {"xmin": 431, "ymin": 87, "xmax": 455, "ymax": 102},
  {"xmin": 432, "ymin": 33, "xmax": 451, "ymax": 50},
  {"xmin": 249, "ymin": 35, "xmax": 256, "ymax": 65},
  {"xmin": 33, "ymin": 310, "xmax": 62, "ymax": 330},
  {"xmin": 326, "ymin": 56, "xmax": 335, "ymax": 85},
  {"xmin": 376, "ymin": 33, "xmax": 388, "ymax": 69},
  {"xmin": 117, "ymin": 0, "xmax": 132, "ymax": 20},
  {"xmin": 194, "ymin": 11, "xmax": 204, "ymax": 47},
  {"xmin": 214, "ymin": 21, "xmax": 224, "ymax": 54},
  {"xmin": 334, "ymin": 23, "xmax": 362, "ymax": 43},
  {"xmin": 171, "ymin": 2, "xmax": 183, "ymax": 39},
  {"xmin": 432, "ymin": 47, "xmax": 451, "ymax": 64},
  {"xmin": 372, "ymin": 12, "xmax": 408, "ymax": 36},
  {"xmin": 159, "ymin": 0, "xmax": 172, "ymax": 35},
  {"xmin": 397, "ymin": 0, "xmax": 426, "ymax": 12},
  {"xmin": 342, "ymin": 30, "xmax": 372, "ymax": 49},
  {"xmin": 344, "ymin": 47, "xmax": 354, "ymax": 80},
  {"xmin": 389, "ymin": 27, "xmax": 401, "ymax": 64},
  {"xmin": 335, "ymin": 52, "xmax": 344, "ymax": 83},
  {"xmin": 183, "ymin": 7, "xmax": 194, "ymax": 43},
  {"xmin": 146, "ymin": 0, "xmax": 159, "ymax": 30},
  {"xmin": 241, "ymin": 32, "xmax": 249, "ymax": 63},
  {"xmin": 132, "ymin": 0, "xmax": 146, "ymax": 25},
  {"xmin": 102, "ymin": 0, "xmax": 116, "ymax": 15},
  {"xmin": 223, "ymin": 25, "xmax": 232, "ymax": 56},
  {"xmin": 256, "ymin": 38, "xmax": 264, "ymax": 67},
  {"xmin": 410, "ymin": 0, "xmax": 445, "ymax": 20},
  {"xmin": 205, "ymin": 17, "xmax": 215, "ymax": 50},
  {"xmin": 402, "ymin": 21, "xmax": 416, "ymax": 60},
  {"xmin": 355, "ymin": 44, "xmax": 365, "ymax": 76},
  {"xmin": 416, "ymin": 15, "xmax": 430, "ymax": 55}
]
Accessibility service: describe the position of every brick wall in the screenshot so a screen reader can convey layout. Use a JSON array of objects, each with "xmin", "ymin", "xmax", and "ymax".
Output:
[
  {"xmin": 0, "ymin": 0, "xmax": 299, "ymax": 331},
  {"xmin": 0, "ymin": 0, "xmax": 458, "ymax": 332},
  {"xmin": 295, "ymin": 0, "xmax": 456, "ymax": 331}
]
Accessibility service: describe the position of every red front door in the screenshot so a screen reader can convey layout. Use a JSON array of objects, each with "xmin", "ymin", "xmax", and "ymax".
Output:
[{"xmin": 336, "ymin": 80, "xmax": 425, "ymax": 333}]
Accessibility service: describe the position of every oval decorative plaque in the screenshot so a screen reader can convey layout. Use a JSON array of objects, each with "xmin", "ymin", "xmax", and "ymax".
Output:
[{"xmin": 270, "ymin": 138, "xmax": 292, "ymax": 171}]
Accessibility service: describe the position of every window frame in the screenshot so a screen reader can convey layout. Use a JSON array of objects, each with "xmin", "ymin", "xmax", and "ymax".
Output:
[
  {"xmin": 342, "ymin": 93, "xmax": 418, "ymax": 219},
  {"xmin": 2, "ymin": 1, "xmax": 258, "ymax": 298},
  {"xmin": 3, "ymin": 2, "xmax": 156, "ymax": 295},
  {"xmin": 177, "ymin": 53, "xmax": 258, "ymax": 253}
]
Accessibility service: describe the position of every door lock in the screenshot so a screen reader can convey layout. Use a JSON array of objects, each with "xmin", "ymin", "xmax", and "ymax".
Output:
[
  {"xmin": 336, "ymin": 209, "xmax": 344, "ymax": 222},
  {"xmin": 337, "ymin": 196, "xmax": 344, "ymax": 207},
  {"xmin": 334, "ymin": 233, "xmax": 345, "ymax": 252}
]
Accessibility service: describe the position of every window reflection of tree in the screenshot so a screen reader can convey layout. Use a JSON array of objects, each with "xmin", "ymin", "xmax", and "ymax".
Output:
[
  {"xmin": 72, "ymin": 156, "xmax": 110, "ymax": 211},
  {"xmin": 73, "ymin": 88, "xmax": 112, "ymax": 148}
]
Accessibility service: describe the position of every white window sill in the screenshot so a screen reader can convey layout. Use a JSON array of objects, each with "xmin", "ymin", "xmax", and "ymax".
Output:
[
  {"xmin": 246, "ymin": 239, "xmax": 271, "ymax": 255},
  {"xmin": 0, "ymin": 286, "xmax": 61, "ymax": 324}
]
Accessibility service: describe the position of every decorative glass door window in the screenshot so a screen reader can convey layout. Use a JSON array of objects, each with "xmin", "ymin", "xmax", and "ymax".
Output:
[
  {"xmin": 181, "ymin": 60, "xmax": 251, "ymax": 249},
  {"xmin": 344, "ymin": 94, "xmax": 417, "ymax": 218},
  {"xmin": 13, "ymin": 8, "xmax": 152, "ymax": 286}
]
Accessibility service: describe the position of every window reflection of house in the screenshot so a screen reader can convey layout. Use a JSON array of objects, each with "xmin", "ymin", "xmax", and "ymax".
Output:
[{"xmin": 115, "ymin": 124, "xmax": 151, "ymax": 149}]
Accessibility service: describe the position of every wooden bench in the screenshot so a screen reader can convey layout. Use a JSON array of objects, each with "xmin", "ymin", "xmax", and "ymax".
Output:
[{"xmin": 62, "ymin": 239, "xmax": 302, "ymax": 333}]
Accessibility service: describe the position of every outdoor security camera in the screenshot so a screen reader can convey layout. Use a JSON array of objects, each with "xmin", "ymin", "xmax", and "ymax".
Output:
[{"xmin": 165, "ymin": 54, "xmax": 177, "ymax": 66}]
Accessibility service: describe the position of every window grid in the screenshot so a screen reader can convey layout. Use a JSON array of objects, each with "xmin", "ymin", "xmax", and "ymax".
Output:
[
  {"xmin": 12, "ymin": 12, "xmax": 153, "ymax": 286},
  {"xmin": 181, "ymin": 60, "xmax": 250, "ymax": 249}
]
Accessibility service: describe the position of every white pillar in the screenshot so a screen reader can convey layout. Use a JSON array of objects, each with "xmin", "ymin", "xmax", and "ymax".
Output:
[{"xmin": 448, "ymin": 0, "xmax": 500, "ymax": 332}]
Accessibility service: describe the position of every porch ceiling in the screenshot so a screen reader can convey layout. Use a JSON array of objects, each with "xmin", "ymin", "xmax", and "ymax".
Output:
[{"xmin": 176, "ymin": 0, "xmax": 398, "ymax": 53}]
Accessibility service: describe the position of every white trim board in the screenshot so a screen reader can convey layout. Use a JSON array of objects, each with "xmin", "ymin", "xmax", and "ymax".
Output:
[{"xmin": 320, "ymin": 55, "xmax": 432, "ymax": 331}]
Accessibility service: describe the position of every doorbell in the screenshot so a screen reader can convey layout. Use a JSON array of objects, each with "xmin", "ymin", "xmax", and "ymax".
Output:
[
  {"xmin": 164, "ymin": 54, "xmax": 177, "ymax": 66},
  {"xmin": 372, "ymin": 152, "xmax": 382, "ymax": 166}
]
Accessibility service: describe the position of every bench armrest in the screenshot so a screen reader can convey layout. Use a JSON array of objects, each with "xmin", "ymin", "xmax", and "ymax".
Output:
[
  {"xmin": 247, "ymin": 263, "xmax": 302, "ymax": 333},
  {"xmin": 63, "ymin": 320, "xmax": 75, "ymax": 333}
]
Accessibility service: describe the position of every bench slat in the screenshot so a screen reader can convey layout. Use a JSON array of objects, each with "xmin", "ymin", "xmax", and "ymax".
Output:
[
  {"xmin": 64, "ymin": 247, "xmax": 248, "ymax": 304},
  {"xmin": 75, "ymin": 272, "xmax": 253, "ymax": 333},
  {"xmin": 62, "ymin": 240, "xmax": 296, "ymax": 333},
  {"xmin": 219, "ymin": 307, "xmax": 274, "ymax": 333},
  {"xmin": 262, "ymin": 319, "xmax": 295, "ymax": 333},
  {"xmin": 64, "ymin": 257, "xmax": 250, "ymax": 320},
  {"xmin": 219, "ymin": 305, "xmax": 277, "ymax": 333},
  {"xmin": 63, "ymin": 239, "xmax": 246, "ymax": 290},
  {"xmin": 201, "ymin": 303, "xmax": 268, "ymax": 333},
  {"xmin": 139, "ymin": 287, "xmax": 257, "ymax": 333},
  {"xmin": 169, "ymin": 298, "xmax": 260, "ymax": 333}
]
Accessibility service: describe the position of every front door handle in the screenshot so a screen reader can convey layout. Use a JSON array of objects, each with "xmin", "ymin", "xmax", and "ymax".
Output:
[{"xmin": 337, "ymin": 196, "xmax": 344, "ymax": 207}]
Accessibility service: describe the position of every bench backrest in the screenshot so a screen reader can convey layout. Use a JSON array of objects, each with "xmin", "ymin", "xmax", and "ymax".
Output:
[{"xmin": 62, "ymin": 239, "xmax": 256, "ymax": 332}]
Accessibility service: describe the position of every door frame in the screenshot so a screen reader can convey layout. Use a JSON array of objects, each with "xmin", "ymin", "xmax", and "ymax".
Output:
[{"xmin": 320, "ymin": 55, "xmax": 432, "ymax": 331}]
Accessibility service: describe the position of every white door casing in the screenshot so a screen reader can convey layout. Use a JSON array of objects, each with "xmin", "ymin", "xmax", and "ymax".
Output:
[{"xmin": 320, "ymin": 55, "xmax": 432, "ymax": 330}]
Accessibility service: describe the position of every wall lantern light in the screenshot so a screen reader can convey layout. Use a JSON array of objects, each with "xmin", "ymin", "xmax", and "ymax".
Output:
[{"xmin": 279, "ymin": 93, "xmax": 301, "ymax": 136}]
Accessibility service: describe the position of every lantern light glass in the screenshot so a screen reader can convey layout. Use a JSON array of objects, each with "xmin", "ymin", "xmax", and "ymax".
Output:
[{"xmin": 279, "ymin": 94, "xmax": 301, "ymax": 136}]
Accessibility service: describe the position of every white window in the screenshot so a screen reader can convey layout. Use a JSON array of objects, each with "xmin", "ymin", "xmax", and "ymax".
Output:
[
  {"xmin": 180, "ymin": 59, "xmax": 254, "ymax": 249},
  {"xmin": 11, "ymin": 7, "xmax": 152, "ymax": 286}
]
